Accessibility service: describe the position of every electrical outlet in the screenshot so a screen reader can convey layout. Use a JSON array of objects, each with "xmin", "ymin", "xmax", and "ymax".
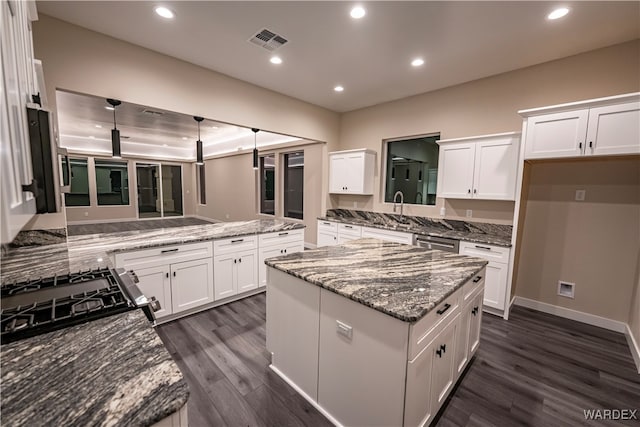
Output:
[
  {"xmin": 225, "ymin": 213, "xmax": 230, "ymax": 219},
  {"xmin": 439, "ymin": 207, "xmax": 446, "ymax": 216},
  {"xmin": 353, "ymin": 201, "xmax": 357, "ymax": 208},
  {"xmin": 575, "ymin": 189, "xmax": 586, "ymax": 201},
  {"xmin": 466, "ymin": 209, "xmax": 472, "ymax": 218},
  {"xmin": 558, "ymin": 281, "xmax": 575, "ymax": 298},
  {"xmin": 84, "ymin": 211, "xmax": 88, "ymax": 217}
]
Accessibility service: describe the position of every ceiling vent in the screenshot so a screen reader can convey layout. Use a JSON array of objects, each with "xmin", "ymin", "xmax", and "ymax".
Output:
[{"xmin": 248, "ymin": 28, "xmax": 288, "ymax": 51}]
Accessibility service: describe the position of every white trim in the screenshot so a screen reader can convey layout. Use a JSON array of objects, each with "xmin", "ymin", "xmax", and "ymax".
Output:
[
  {"xmin": 304, "ymin": 242, "xmax": 316, "ymax": 249},
  {"xmin": 518, "ymin": 92, "xmax": 640, "ymax": 117},
  {"xmin": 513, "ymin": 296, "xmax": 626, "ymax": 333},
  {"xmin": 624, "ymin": 324, "xmax": 640, "ymax": 374},
  {"xmin": 269, "ymin": 365, "xmax": 342, "ymax": 427},
  {"xmin": 437, "ymin": 131, "xmax": 521, "ymax": 144}
]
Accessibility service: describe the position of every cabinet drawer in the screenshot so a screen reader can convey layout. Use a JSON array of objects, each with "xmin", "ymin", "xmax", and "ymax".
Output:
[
  {"xmin": 317, "ymin": 220, "xmax": 338, "ymax": 232},
  {"xmin": 459, "ymin": 241, "xmax": 510, "ymax": 264},
  {"xmin": 214, "ymin": 234, "xmax": 257, "ymax": 255},
  {"xmin": 338, "ymin": 223, "xmax": 362, "ymax": 237},
  {"xmin": 463, "ymin": 271, "xmax": 485, "ymax": 304},
  {"xmin": 408, "ymin": 286, "xmax": 461, "ymax": 360},
  {"xmin": 259, "ymin": 229, "xmax": 304, "ymax": 247},
  {"xmin": 115, "ymin": 241, "xmax": 212, "ymax": 269}
]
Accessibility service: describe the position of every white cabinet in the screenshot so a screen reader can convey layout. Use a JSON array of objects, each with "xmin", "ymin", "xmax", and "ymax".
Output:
[
  {"xmin": 1, "ymin": 0, "xmax": 39, "ymax": 244},
  {"xmin": 429, "ymin": 322, "xmax": 458, "ymax": 412},
  {"xmin": 258, "ymin": 229, "xmax": 304, "ymax": 287},
  {"xmin": 455, "ymin": 284, "xmax": 484, "ymax": 377},
  {"xmin": 329, "ymin": 149, "xmax": 376, "ymax": 195},
  {"xmin": 213, "ymin": 235, "xmax": 258, "ymax": 300},
  {"xmin": 459, "ymin": 241, "xmax": 510, "ymax": 312},
  {"xmin": 361, "ymin": 226, "xmax": 413, "ymax": 245},
  {"xmin": 317, "ymin": 220, "xmax": 338, "ymax": 247},
  {"xmin": 521, "ymin": 95, "xmax": 640, "ymax": 159},
  {"xmin": 437, "ymin": 133, "xmax": 520, "ymax": 201},
  {"xmin": 336, "ymin": 223, "xmax": 361, "ymax": 244},
  {"xmin": 115, "ymin": 242, "xmax": 214, "ymax": 319}
]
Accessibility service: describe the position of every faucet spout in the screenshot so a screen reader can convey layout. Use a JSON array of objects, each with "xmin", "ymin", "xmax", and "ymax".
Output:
[{"xmin": 393, "ymin": 191, "xmax": 404, "ymax": 220}]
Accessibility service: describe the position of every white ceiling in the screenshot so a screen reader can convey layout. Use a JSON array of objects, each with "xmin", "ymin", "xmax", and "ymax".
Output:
[
  {"xmin": 38, "ymin": 1, "xmax": 640, "ymax": 113},
  {"xmin": 56, "ymin": 90, "xmax": 304, "ymax": 160}
]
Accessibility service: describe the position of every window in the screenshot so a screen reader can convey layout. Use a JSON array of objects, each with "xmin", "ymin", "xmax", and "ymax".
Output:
[
  {"xmin": 260, "ymin": 155, "xmax": 275, "ymax": 215},
  {"xmin": 64, "ymin": 158, "xmax": 90, "ymax": 206},
  {"xmin": 283, "ymin": 151, "xmax": 303, "ymax": 220},
  {"xmin": 95, "ymin": 159, "xmax": 129, "ymax": 205},
  {"xmin": 197, "ymin": 164, "xmax": 206, "ymax": 205},
  {"xmin": 384, "ymin": 134, "xmax": 440, "ymax": 206}
]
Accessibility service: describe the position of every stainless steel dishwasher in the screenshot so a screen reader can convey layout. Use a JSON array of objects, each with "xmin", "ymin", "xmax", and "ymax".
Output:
[{"xmin": 414, "ymin": 235, "xmax": 460, "ymax": 253}]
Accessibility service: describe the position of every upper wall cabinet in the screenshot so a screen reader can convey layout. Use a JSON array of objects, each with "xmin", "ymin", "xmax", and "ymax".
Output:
[
  {"xmin": 436, "ymin": 133, "xmax": 520, "ymax": 201},
  {"xmin": 521, "ymin": 94, "xmax": 640, "ymax": 160},
  {"xmin": 1, "ymin": 0, "xmax": 39, "ymax": 244},
  {"xmin": 329, "ymin": 149, "xmax": 376, "ymax": 195}
]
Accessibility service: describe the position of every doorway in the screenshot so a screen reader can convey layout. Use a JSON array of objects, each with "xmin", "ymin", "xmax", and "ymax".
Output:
[{"xmin": 136, "ymin": 163, "xmax": 183, "ymax": 218}]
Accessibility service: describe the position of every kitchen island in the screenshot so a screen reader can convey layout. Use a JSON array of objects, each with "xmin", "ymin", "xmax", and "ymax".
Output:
[{"xmin": 265, "ymin": 238, "xmax": 488, "ymax": 427}]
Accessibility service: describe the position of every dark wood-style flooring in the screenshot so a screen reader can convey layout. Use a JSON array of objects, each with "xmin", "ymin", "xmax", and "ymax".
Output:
[
  {"xmin": 67, "ymin": 217, "xmax": 214, "ymax": 236},
  {"xmin": 155, "ymin": 294, "xmax": 640, "ymax": 426}
]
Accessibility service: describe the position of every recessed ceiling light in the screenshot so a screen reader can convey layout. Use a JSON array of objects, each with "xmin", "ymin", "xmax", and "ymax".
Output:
[
  {"xmin": 211, "ymin": 126, "xmax": 219, "ymax": 129},
  {"xmin": 182, "ymin": 137, "xmax": 188, "ymax": 140},
  {"xmin": 350, "ymin": 6, "xmax": 366, "ymax": 19},
  {"xmin": 94, "ymin": 124, "xmax": 102, "ymax": 128},
  {"xmin": 334, "ymin": 85, "xmax": 344, "ymax": 92},
  {"xmin": 105, "ymin": 106, "xmax": 114, "ymax": 111},
  {"xmin": 411, "ymin": 58, "xmax": 425, "ymax": 67},
  {"xmin": 154, "ymin": 6, "xmax": 175, "ymax": 19},
  {"xmin": 547, "ymin": 7, "xmax": 569, "ymax": 20},
  {"xmin": 270, "ymin": 56, "xmax": 283, "ymax": 65}
]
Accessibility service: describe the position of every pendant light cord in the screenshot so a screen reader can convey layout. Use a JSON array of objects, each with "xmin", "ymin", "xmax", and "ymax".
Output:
[{"xmin": 113, "ymin": 108, "xmax": 117, "ymax": 130}]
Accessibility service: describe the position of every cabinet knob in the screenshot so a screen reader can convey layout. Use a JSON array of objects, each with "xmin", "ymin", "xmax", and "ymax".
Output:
[
  {"xmin": 284, "ymin": 249, "xmax": 287, "ymax": 254},
  {"xmin": 239, "ymin": 258, "xmax": 242, "ymax": 263},
  {"xmin": 436, "ymin": 348, "xmax": 442, "ymax": 358},
  {"xmin": 165, "ymin": 272, "xmax": 169, "ymax": 278},
  {"xmin": 234, "ymin": 259, "xmax": 237, "ymax": 264},
  {"xmin": 589, "ymin": 141, "xmax": 593, "ymax": 148},
  {"xmin": 579, "ymin": 142, "xmax": 583, "ymax": 150},
  {"xmin": 467, "ymin": 189, "xmax": 471, "ymax": 194},
  {"xmin": 173, "ymin": 271, "xmax": 176, "ymax": 277},
  {"xmin": 473, "ymin": 189, "xmax": 477, "ymax": 194},
  {"xmin": 440, "ymin": 344, "xmax": 446, "ymax": 353}
]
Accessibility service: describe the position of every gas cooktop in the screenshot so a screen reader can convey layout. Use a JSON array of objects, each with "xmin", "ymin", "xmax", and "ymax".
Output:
[{"xmin": 1, "ymin": 269, "xmax": 142, "ymax": 344}]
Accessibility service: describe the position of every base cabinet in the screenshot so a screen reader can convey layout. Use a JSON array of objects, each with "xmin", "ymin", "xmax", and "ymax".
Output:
[
  {"xmin": 258, "ymin": 230, "xmax": 304, "ymax": 287},
  {"xmin": 171, "ymin": 258, "xmax": 214, "ymax": 313},
  {"xmin": 214, "ymin": 249, "xmax": 258, "ymax": 300},
  {"xmin": 134, "ymin": 265, "xmax": 172, "ymax": 318},
  {"xmin": 267, "ymin": 266, "xmax": 486, "ymax": 427},
  {"xmin": 459, "ymin": 242, "xmax": 510, "ymax": 313}
]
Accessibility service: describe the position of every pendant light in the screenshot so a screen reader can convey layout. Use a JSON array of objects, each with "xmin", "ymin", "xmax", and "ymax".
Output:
[
  {"xmin": 106, "ymin": 98, "xmax": 122, "ymax": 158},
  {"xmin": 252, "ymin": 128, "xmax": 260, "ymax": 170},
  {"xmin": 194, "ymin": 116, "xmax": 204, "ymax": 165}
]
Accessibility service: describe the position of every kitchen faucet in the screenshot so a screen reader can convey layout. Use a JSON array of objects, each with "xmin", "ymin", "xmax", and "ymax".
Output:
[{"xmin": 393, "ymin": 191, "xmax": 404, "ymax": 221}]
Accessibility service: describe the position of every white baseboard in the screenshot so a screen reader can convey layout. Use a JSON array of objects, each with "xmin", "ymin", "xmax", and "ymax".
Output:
[
  {"xmin": 304, "ymin": 242, "xmax": 317, "ymax": 249},
  {"xmin": 512, "ymin": 296, "xmax": 627, "ymax": 333},
  {"xmin": 625, "ymin": 325, "xmax": 640, "ymax": 374},
  {"xmin": 269, "ymin": 365, "xmax": 342, "ymax": 427},
  {"xmin": 190, "ymin": 214, "xmax": 219, "ymax": 223}
]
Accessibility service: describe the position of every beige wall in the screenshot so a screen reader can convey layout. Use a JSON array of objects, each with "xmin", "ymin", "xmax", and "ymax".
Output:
[
  {"xmin": 514, "ymin": 158, "xmax": 640, "ymax": 323},
  {"xmin": 64, "ymin": 156, "xmax": 194, "ymax": 223},
  {"xmin": 28, "ymin": 14, "xmax": 340, "ymax": 230},
  {"xmin": 630, "ymin": 250, "xmax": 640, "ymax": 354},
  {"xmin": 195, "ymin": 142, "xmax": 324, "ymax": 245},
  {"xmin": 335, "ymin": 40, "xmax": 640, "ymax": 224}
]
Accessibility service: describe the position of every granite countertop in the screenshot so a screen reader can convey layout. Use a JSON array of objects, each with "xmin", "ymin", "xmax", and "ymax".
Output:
[
  {"xmin": 265, "ymin": 238, "xmax": 488, "ymax": 322},
  {"xmin": 1, "ymin": 310, "xmax": 189, "ymax": 427},
  {"xmin": 318, "ymin": 209, "xmax": 513, "ymax": 247},
  {"xmin": 1, "ymin": 219, "xmax": 305, "ymax": 286}
]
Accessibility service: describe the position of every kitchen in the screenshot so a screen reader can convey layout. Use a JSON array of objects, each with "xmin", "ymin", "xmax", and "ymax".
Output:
[{"xmin": 1, "ymin": 1, "xmax": 639, "ymax": 426}]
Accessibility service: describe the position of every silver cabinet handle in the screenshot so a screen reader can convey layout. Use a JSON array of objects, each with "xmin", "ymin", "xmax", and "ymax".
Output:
[{"xmin": 475, "ymin": 245, "xmax": 491, "ymax": 250}]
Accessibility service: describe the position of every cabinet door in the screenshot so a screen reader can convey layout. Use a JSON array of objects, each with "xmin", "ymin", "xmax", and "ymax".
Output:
[
  {"xmin": 430, "ymin": 322, "xmax": 457, "ymax": 414},
  {"xmin": 337, "ymin": 233, "xmax": 360, "ymax": 245},
  {"xmin": 438, "ymin": 142, "xmax": 475, "ymax": 199},
  {"xmin": 214, "ymin": 254, "xmax": 236, "ymax": 300},
  {"xmin": 587, "ymin": 102, "xmax": 640, "ymax": 156},
  {"xmin": 405, "ymin": 341, "xmax": 434, "ymax": 427},
  {"xmin": 317, "ymin": 230, "xmax": 338, "ymax": 247},
  {"xmin": 236, "ymin": 249, "xmax": 258, "ymax": 293},
  {"xmin": 134, "ymin": 264, "xmax": 172, "ymax": 318},
  {"xmin": 259, "ymin": 246, "xmax": 284, "ymax": 287},
  {"xmin": 329, "ymin": 155, "xmax": 347, "ymax": 193},
  {"xmin": 454, "ymin": 306, "xmax": 470, "ymax": 377},
  {"xmin": 473, "ymin": 135, "xmax": 519, "ymax": 200},
  {"xmin": 483, "ymin": 261, "xmax": 508, "ymax": 311},
  {"xmin": 171, "ymin": 258, "xmax": 214, "ymax": 313},
  {"xmin": 524, "ymin": 110, "xmax": 588, "ymax": 159},
  {"xmin": 1, "ymin": 1, "xmax": 36, "ymax": 244},
  {"xmin": 468, "ymin": 291, "xmax": 483, "ymax": 356},
  {"xmin": 343, "ymin": 153, "xmax": 365, "ymax": 193}
]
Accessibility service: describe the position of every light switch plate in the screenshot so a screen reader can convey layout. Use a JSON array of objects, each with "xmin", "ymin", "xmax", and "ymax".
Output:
[
  {"xmin": 575, "ymin": 190, "xmax": 586, "ymax": 201},
  {"xmin": 466, "ymin": 209, "xmax": 472, "ymax": 218}
]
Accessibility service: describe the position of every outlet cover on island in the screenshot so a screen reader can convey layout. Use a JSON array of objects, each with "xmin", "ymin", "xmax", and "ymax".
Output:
[
  {"xmin": 558, "ymin": 281, "xmax": 575, "ymax": 298},
  {"xmin": 466, "ymin": 209, "xmax": 472, "ymax": 218},
  {"xmin": 575, "ymin": 189, "xmax": 586, "ymax": 201}
]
